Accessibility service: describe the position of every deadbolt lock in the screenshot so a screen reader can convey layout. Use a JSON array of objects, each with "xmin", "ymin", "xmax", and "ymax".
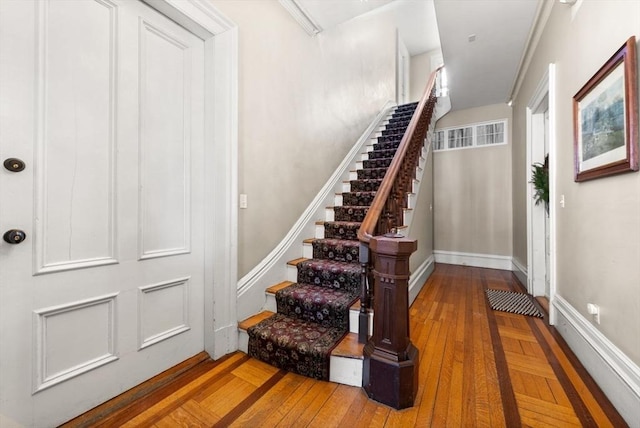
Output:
[{"xmin": 3, "ymin": 158, "xmax": 26, "ymax": 172}]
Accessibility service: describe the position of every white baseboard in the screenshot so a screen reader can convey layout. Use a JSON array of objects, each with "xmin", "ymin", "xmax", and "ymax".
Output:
[
  {"xmin": 409, "ymin": 255, "xmax": 435, "ymax": 305},
  {"xmin": 511, "ymin": 257, "xmax": 528, "ymax": 288},
  {"xmin": 553, "ymin": 295, "xmax": 640, "ymax": 426},
  {"xmin": 433, "ymin": 250, "xmax": 513, "ymax": 271},
  {"xmin": 210, "ymin": 324, "xmax": 239, "ymax": 359}
]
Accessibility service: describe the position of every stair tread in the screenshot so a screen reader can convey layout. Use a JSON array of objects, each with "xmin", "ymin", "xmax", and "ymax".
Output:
[
  {"xmin": 239, "ymin": 310, "xmax": 274, "ymax": 331},
  {"xmin": 309, "ymin": 238, "xmax": 359, "ymax": 245},
  {"xmin": 331, "ymin": 333, "xmax": 364, "ymax": 359},
  {"xmin": 287, "ymin": 257, "xmax": 309, "ymax": 266},
  {"xmin": 301, "ymin": 258, "xmax": 362, "ymax": 269},
  {"xmin": 266, "ymin": 281, "xmax": 294, "ymax": 295},
  {"xmin": 342, "ymin": 191, "xmax": 376, "ymax": 194}
]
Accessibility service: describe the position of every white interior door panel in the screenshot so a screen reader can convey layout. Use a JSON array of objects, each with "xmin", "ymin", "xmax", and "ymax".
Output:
[{"xmin": 0, "ymin": 1, "xmax": 206, "ymax": 426}]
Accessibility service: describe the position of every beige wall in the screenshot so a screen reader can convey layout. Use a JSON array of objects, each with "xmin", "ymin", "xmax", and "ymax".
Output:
[
  {"xmin": 409, "ymin": 49, "xmax": 441, "ymax": 102},
  {"xmin": 212, "ymin": 1, "xmax": 397, "ymax": 277},
  {"xmin": 511, "ymin": 1, "xmax": 640, "ymax": 363},
  {"xmin": 407, "ymin": 146, "xmax": 434, "ymax": 273},
  {"xmin": 434, "ymin": 104, "xmax": 513, "ymax": 256}
]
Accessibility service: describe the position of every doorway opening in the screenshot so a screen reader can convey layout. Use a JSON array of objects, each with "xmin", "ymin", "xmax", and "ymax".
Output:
[{"xmin": 526, "ymin": 64, "xmax": 557, "ymax": 324}]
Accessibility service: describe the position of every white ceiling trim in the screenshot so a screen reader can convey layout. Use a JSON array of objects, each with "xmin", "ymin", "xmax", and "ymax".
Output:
[
  {"xmin": 279, "ymin": 0, "xmax": 323, "ymax": 36},
  {"xmin": 509, "ymin": 0, "xmax": 555, "ymax": 103}
]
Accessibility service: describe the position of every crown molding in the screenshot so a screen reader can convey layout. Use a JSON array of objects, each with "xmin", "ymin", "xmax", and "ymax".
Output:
[{"xmin": 279, "ymin": 0, "xmax": 322, "ymax": 36}]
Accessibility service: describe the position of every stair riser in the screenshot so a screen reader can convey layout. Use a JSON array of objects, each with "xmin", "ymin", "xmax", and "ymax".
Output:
[
  {"xmin": 342, "ymin": 192, "xmax": 376, "ymax": 206},
  {"xmin": 363, "ymin": 158, "xmax": 392, "ymax": 169},
  {"xmin": 246, "ymin": 326, "xmax": 364, "ymax": 388},
  {"xmin": 265, "ymin": 293, "xmax": 277, "ymax": 312},
  {"xmin": 334, "ymin": 206, "xmax": 368, "ymax": 222},
  {"xmin": 297, "ymin": 262, "xmax": 360, "ymax": 294},
  {"xmin": 385, "ymin": 122, "xmax": 411, "ymax": 132},
  {"xmin": 324, "ymin": 223, "xmax": 359, "ymax": 240},
  {"xmin": 349, "ymin": 307, "xmax": 373, "ymax": 335},
  {"xmin": 388, "ymin": 117, "xmax": 411, "ymax": 126},
  {"xmin": 325, "ymin": 207, "xmax": 335, "ymax": 222},
  {"xmin": 276, "ymin": 285, "xmax": 356, "ymax": 330},
  {"xmin": 368, "ymin": 149, "xmax": 396, "ymax": 160},
  {"xmin": 374, "ymin": 141, "xmax": 401, "ymax": 151},
  {"xmin": 312, "ymin": 241, "xmax": 359, "ymax": 263},
  {"xmin": 287, "ymin": 264, "xmax": 298, "ymax": 282},
  {"xmin": 265, "ymin": 293, "xmax": 374, "ymax": 336},
  {"xmin": 329, "ymin": 356, "xmax": 362, "ymax": 387},
  {"xmin": 357, "ymin": 168, "xmax": 387, "ymax": 180},
  {"xmin": 349, "ymin": 180, "xmax": 382, "ymax": 192},
  {"xmin": 239, "ymin": 329, "xmax": 249, "ymax": 353},
  {"xmin": 303, "ymin": 242, "xmax": 313, "ymax": 259}
]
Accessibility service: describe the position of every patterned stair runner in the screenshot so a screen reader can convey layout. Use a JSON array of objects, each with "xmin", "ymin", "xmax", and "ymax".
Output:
[{"xmin": 246, "ymin": 102, "xmax": 418, "ymax": 380}]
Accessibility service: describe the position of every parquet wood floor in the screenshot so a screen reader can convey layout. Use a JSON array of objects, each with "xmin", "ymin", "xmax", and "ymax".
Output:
[{"xmin": 62, "ymin": 264, "xmax": 626, "ymax": 427}]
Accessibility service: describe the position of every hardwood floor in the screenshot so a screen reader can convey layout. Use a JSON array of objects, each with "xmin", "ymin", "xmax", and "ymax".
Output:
[{"xmin": 62, "ymin": 264, "xmax": 626, "ymax": 427}]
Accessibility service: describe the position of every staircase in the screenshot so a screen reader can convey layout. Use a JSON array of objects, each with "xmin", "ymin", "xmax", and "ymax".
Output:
[{"xmin": 238, "ymin": 102, "xmax": 420, "ymax": 386}]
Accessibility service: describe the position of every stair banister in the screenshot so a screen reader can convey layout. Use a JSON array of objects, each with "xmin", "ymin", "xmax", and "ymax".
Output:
[
  {"xmin": 356, "ymin": 66, "xmax": 442, "ymax": 341},
  {"xmin": 357, "ymin": 67, "xmax": 442, "ymax": 410}
]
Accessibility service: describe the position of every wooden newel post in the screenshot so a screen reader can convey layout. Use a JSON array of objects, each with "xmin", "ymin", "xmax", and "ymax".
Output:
[{"xmin": 363, "ymin": 235, "xmax": 418, "ymax": 410}]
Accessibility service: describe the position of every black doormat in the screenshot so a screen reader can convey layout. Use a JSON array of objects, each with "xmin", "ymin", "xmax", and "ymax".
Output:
[{"xmin": 486, "ymin": 289, "xmax": 543, "ymax": 318}]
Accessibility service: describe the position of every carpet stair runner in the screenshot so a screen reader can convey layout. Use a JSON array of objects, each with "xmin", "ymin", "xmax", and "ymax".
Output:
[{"xmin": 242, "ymin": 102, "xmax": 419, "ymax": 381}]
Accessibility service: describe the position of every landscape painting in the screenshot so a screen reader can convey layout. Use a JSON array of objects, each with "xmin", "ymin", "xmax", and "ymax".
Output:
[
  {"xmin": 579, "ymin": 71, "xmax": 624, "ymax": 162},
  {"xmin": 573, "ymin": 36, "xmax": 638, "ymax": 182}
]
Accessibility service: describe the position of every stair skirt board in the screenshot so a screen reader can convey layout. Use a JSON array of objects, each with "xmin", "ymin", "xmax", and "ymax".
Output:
[{"xmin": 242, "ymin": 102, "xmax": 422, "ymax": 383}]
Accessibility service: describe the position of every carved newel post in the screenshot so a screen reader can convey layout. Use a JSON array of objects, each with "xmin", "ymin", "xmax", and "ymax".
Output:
[{"xmin": 363, "ymin": 235, "xmax": 418, "ymax": 410}]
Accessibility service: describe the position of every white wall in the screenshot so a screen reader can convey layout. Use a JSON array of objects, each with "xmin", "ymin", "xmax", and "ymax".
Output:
[
  {"xmin": 410, "ymin": 49, "xmax": 441, "ymax": 102},
  {"xmin": 211, "ymin": 1, "xmax": 397, "ymax": 278},
  {"xmin": 434, "ymin": 104, "xmax": 513, "ymax": 257}
]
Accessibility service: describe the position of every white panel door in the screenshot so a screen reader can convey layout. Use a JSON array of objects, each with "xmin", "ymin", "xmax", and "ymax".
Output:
[{"xmin": 0, "ymin": 1, "xmax": 206, "ymax": 426}]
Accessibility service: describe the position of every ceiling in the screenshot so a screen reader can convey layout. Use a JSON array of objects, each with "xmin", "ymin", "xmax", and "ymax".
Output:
[
  {"xmin": 290, "ymin": 0, "xmax": 541, "ymax": 111},
  {"xmin": 434, "ymin": 0, "xmax": 540, "ymax": 110},
  {"xmin": 297, "ymin": 0, "xmax": 441, "ymax": 56}
]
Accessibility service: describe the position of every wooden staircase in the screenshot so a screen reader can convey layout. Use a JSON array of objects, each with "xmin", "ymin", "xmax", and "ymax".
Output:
[{"xmin": 238, "ymin": 103, "xmax": 428, "ymax": 387}]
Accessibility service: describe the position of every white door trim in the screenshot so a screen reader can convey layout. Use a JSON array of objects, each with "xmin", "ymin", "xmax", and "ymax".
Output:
[
  {"xmin": 143, "ymin": 0, "xmax": 238, "ymax": 358},
  {"xmin": 396, "ymin": 31, "xmax": 409, "ymax": 105},
  {"xmin": 526, "ymin": 63, "xmax": 557, "ymax": 324}
]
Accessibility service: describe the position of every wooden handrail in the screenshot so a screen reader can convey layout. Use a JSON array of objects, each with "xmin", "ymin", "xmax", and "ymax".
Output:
[
  {"xmin": 356, "ymin": 66, "xmax": 442, "ymax": 344},
  {"xmin": 357, "ymin": 66, "xmax": 442, "ymax": 244}
]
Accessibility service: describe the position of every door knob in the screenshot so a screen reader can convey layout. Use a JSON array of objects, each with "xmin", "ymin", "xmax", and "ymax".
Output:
[{"xmin": 3, "ymin": 229, "xmax": 26, "ymax": 244}]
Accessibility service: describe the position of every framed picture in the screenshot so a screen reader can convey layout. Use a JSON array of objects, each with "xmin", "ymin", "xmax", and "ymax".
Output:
[{"xmin": 573, "ymin": 36, "xmax": 638, "ymax": 182}]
